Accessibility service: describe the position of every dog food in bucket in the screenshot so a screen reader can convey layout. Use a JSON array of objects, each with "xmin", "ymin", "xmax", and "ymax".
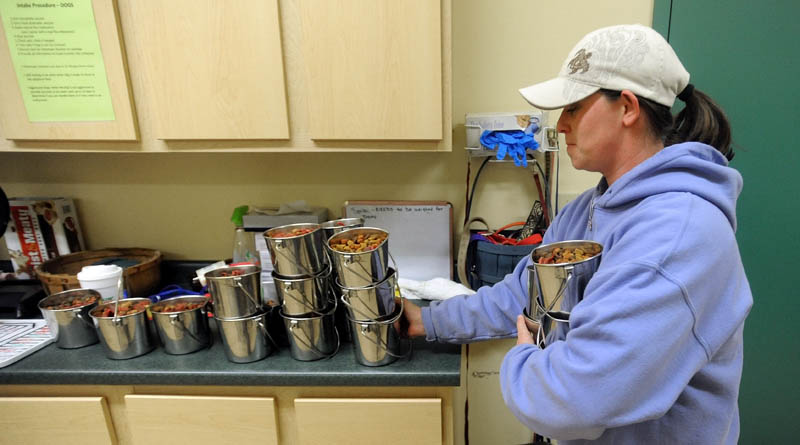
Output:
[
  {"xmin": 534, "ymin": 245, "xmax": 601, "ymax": 264},
  {"xmin": 151, "ymin": 296, "xmax": 212, "ymax": 355},
  {"xmin": 328, "ymin": 231, "xmax": 387, "ymax": 253},
  {"xmin": 38, "ymin": 289, "xmax": 102, "ymax": 349},
  {"xmin": 93, "ymin": 299, "xmax": 151, "ymax": 317},
  {"xmin": 151, "ymin": 299, "xmax": 207, "ymax": 313},
  {"xmin": 205, "ymin": 264, "xmax": 262, "ymax": 318},
  {"xmin": 89, "ymin": 297, "xmax": 156, "ymax": 359},
  {"xmin": 40, "ymin": 291, "xmax": 100, "ymax": 310},
  {"xmin": 270, "ymin": 227, "xmax": 315, "ymax": 238},
  {"xmin": 264, "ymin": 223, "xmax": 326, "ymax": 277}
]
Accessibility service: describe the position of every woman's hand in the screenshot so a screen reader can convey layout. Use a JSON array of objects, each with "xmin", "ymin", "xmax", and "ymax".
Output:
[
  {"xmin": 395, "ymin": 298, "xmax": 426, "ymax": 338},
  {"xmin": 516, "ymin": 314, "xmax": 537, "ymax": 346}
]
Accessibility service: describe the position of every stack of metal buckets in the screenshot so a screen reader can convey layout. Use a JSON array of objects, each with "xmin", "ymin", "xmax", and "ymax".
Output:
[
  {"xmin": 324, "ymin": 222, "xmax": 408, "ymax": 367},
  {"xmin": 264, "ymin": 223, "xmax": 339, "ymax": 361},
  {"xmin": 205, "ymin": 264, "xmax": 275, "ymax": 363},
  {"xmin": 524, "ymin": 240, "xmax": 603, "ymax": 348}
]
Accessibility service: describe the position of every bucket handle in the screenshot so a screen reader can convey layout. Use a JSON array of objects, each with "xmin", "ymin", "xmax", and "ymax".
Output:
[
  {"xmin": 388, "ymin": 251, "xmax": 399, "ymax": 277},
  {"xmin": 168, "ymin": 312, "xmax": 210, "ymax": 349},
  {"xmin": 281, "ymin": 262, "xmax": 333, "ymax": 314},
  {"xmin": 534, "ymin": 264, "xmax": 574, "ymax": 317},
  {"xmin": 536, "ymin": 321, "xmax": 546, "ymax": 348},
  {"xmin": 233, "ymin": 275, "xmax": 262, "ymax": 309},
  {"xmin": 356, "ymin": 325, "xmax": 412, "ymax": 360},
  {"xmin": 348, "ymin": 299, "xmax": 412, "ymax": 360},
  {"xmin": 340, "ymin": 293, "xmax": 381, "ymax": 321},
  {"xmin": 274, "ymin": 238, "xmax": 322, "ymax": 277},
  {"xmin": 75, "ymin": 309, "xmax": 96, "ymax": 329},
  {"xmin": 256, "ymin": 314, "xmax": 279, "ymax": 350},
  {"xmin": 287, "ymin": 320, "xmax": 340, "ymax": 360},
  {"xmin": 339, "ymin": 249, "xmax": 397, "ymax": 283},
  {"xmin": 284, "ymin": 297, "xmax": 339, "ymax": 358},
  {"xmin": 340, "ymin": 283, "xmax": 402, "ymax": 323},
  {"xmin": 537, "ymin": 311, "xmax": 572, "ymax": 349}
]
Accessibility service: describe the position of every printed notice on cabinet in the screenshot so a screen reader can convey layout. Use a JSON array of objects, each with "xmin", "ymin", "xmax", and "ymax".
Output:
[{"xmin": 0, "ymin": 1, "xmax": 114, "ymax": 122}]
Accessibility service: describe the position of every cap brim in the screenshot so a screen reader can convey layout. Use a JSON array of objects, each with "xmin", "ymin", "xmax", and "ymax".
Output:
[{"xmin": 519, "ymin": 77, "xmax": 600, "ymax": 110}]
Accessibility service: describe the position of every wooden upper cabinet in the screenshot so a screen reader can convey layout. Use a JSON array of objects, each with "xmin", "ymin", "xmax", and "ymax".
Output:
[
  {"xmin": 125, "ymin": 0, "xmax": 289, "ymax": 140},
  {"xmin": 299, "ymin": 0, "xmax": 443, "ymax": 141}
]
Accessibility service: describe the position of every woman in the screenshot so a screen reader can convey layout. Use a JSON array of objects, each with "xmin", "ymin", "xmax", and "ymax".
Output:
[{"xmin": 400, "ymin": 24, "xmax": 752, "ymax": 444}]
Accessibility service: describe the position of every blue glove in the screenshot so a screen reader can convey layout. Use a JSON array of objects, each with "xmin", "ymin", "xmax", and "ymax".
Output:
[{"xmin": 479, "ymin": 129, "xmax": 539, "ymax": 166}]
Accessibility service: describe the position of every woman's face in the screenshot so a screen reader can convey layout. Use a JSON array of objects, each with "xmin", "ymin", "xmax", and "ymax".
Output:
[{"xmin": 556, "ymin": 92, "xmax": 622, "ymax": 174}]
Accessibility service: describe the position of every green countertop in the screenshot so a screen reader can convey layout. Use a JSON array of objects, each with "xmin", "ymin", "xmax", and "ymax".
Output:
[{"xmin": 0, "ymin": 318, "xmax": 461, "ymax": 387}]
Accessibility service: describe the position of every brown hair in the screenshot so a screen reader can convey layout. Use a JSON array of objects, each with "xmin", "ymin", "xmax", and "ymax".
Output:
[{"xmin": 600, "ymin": 89, "xmax": 734, "ymax": 161}]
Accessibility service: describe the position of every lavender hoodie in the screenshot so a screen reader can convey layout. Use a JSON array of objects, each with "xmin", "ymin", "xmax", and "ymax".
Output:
[{"xmin": 422, "ymin": 142, "xmax": 752, "ymax": 443}]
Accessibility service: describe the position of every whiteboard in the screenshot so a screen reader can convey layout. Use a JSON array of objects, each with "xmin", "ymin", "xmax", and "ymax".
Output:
[{"xmin": 343, "ymin": 201, "xmax": 452, "ymax": 281}]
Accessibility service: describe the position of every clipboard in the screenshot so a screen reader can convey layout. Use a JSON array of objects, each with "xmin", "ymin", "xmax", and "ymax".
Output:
[{"xmin": 343, "ymin": 200, "xmax": 453, "ymax": 281}]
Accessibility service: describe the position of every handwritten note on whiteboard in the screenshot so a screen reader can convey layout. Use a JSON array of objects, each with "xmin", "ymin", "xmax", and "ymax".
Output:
[{"xmin": 343, "ymin": 201, "xmax": 452, "ymax": 281}]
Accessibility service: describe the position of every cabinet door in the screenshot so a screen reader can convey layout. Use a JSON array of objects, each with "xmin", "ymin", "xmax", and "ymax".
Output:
[
  {"xmin": 125, "ymin": 0, "xmax": 289, "ymax": 140},
  {"xmin": 299, "ymin": 0, "xmax": 443, "ymax": 140},
  {"xmin": 294, "ymin": 398, "xmax": 442, "ymax": 444},
  {"xmin": 0, "ymin": 396, "xmax": 116, "ymax": 444},
  {"xmin": 467, "ymin": 340, "xmax": 533, "ymax": 444},
  {"xmin": 125, "ymin": 394, "xmax": 278, "ymax": 445}
]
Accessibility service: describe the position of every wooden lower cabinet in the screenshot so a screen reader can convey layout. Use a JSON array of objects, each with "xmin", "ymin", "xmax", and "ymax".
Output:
[
  {"xmin": 0, "ymin": 385, "xmax": 463, "ymax": 445},
  {"xmin": 0, "ymin": 396, "xmax": 117, "ymax": 444},
  {"xmin": 125, "ymin": 395, "xmax": 279, "ymax": 445},
  {"xmin": 295, "ymin": 398, "xmax": 442, "ymax": 445}
]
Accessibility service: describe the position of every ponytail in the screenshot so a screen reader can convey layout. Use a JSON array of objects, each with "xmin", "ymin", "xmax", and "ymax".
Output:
[
  {"xmin": 600, "ymin": 87, "xmax": 735, "ymax": 161},
  {"xmin": 668, "ymin": 88, "xmax": 734, "ymax": 161}
]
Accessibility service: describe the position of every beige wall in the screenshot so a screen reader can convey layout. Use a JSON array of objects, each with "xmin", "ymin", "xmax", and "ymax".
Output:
[{"xmin": 0, "ymin": 0, "xmax": 652, "ymax": 262}]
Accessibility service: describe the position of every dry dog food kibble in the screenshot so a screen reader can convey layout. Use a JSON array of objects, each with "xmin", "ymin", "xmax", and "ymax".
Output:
[
  {"xmin": 270, "ymin": 228, "xmax": 314, "ymax": 238},
  {"xmin": 153, "ymin": 301, "xmax": 206, "ymax": 313},
  {"xmin": 329, "ymin": 232, "xmax": 387, "ymax": 253},
  {"xmin": 97, "ymin": 300, "xmax": 150, "ymax": 317},
  {"xmin": 42, "ymin": 293, "xmax": 99, "ymax": 310},
  {"xmin": 218, "ymin": 269, "xmax": 246, "ymax": 277},
  {"xmin": 535, "ymin": 245, "xmax": 601, "ymax": 264}
]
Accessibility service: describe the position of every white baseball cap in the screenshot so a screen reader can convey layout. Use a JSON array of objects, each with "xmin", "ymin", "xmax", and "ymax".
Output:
[{"xmin": 519, "ymin": 24, "xmax": 690, "ymax": 110}]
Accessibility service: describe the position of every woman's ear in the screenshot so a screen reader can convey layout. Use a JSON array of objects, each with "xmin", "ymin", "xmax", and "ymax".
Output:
[{"xmin": 619, "ymin": 90, "xmax": 641, "ymax": 127}]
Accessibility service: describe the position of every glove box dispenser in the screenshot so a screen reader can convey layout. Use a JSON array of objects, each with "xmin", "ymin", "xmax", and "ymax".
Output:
[{"xmin": 465, "ymin": 111, "xmax": 558, "ymax": 159}]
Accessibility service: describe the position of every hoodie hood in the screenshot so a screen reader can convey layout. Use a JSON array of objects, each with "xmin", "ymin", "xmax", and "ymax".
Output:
[{"xmin": 596, "ymin": 142, "xmax": 742, "ymax": 230}]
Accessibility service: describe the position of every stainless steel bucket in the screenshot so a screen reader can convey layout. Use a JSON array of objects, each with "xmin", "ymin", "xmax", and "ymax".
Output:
[
  {"xmin": 321, "ymin": 217, "xmax": 364, "ymax": 242},
  {"xmin": 264, "ymin": 223, "xmax": 326, "ymax": 277},
  {"xmin": 89, "ymin": 298, "xmax": 156, "ymax": 360},
  {"xmin": 37, "ymin": 289, "xmax": 101, "ymax": 349},
  {"xmin": 347, "ymin": 300, "xmax": 409, "ymax": 367},
  {"xmin": 215, "ymin": 310, "xmax": 275, "ymax": 363},
  {"xmin": 151, "ymin": 296, "xmax": 212, "ymax": 355},
  {"xmin": 338, "ymin": 267, "xmax": 398, "ymax": 321},
  {"xmin": 272, "ymin": 264, "xmax": 332, "ymax": 316},
  {"xmin": 326, "ymin": 227, "xmax": 390, "ymax": 288},
  {"xmin": 205, "ymin": 264, "xmax": 262, "ymax": 318},
  {"xmin": 280, "ymin": 302, "xmax": 339, "ymax": 361},
  {"xmin": 321, "ymin": 218, "xmax": 365, "ymax": 289},
  {"xmin": 527, "ymin": 240, "xmax": 602, "ymax": 344}
]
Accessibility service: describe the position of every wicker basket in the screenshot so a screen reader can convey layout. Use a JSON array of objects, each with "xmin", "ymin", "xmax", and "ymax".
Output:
[{"xmin": 36, "ymin": 248, "xmax": 162, "ymax": 298}]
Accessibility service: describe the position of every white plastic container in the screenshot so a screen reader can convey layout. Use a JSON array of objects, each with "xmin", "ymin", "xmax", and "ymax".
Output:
[{"xmin": 77, "ymin": 265, "xmax": 123, "ymax": 301}]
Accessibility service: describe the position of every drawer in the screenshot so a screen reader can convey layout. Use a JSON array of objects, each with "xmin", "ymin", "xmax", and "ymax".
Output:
[
  {"xmin": 294, "ymin": 397, "xmax": 442, "ymax": 444},
  {"xmin": 125, "ymin": 394, "xmax": 278, "ymax": 445},
  {"xmin": 0, "ymin": 396, "xmax": 116, "ymax": 444}
]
